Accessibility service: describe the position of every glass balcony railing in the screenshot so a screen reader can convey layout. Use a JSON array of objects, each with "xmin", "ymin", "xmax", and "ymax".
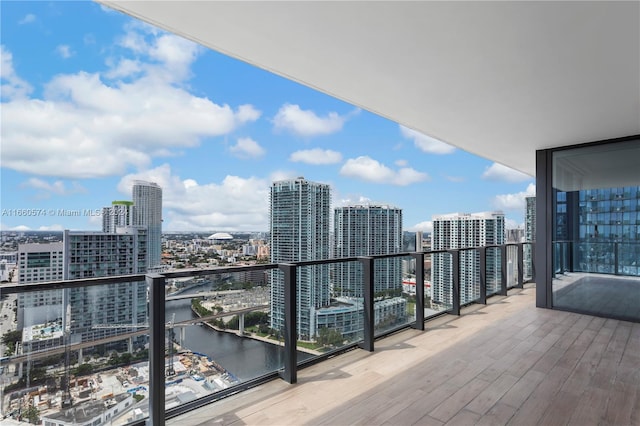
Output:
[
  {"xmin": 0, "ymin": 242, "xmax": 532, "ymax": 425},
  {"xmin": 551, "ymin": 240, "xmax": 640, "ymax": 321},
  {"xmin": 552, "ymin": 240, "xmax": 640, "ymax": 277}
]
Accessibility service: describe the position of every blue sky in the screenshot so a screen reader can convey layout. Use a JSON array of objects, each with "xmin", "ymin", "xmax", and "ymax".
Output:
[{"xmin": 1, "ymin": 1, "xmax": 535, "ymax": 233}]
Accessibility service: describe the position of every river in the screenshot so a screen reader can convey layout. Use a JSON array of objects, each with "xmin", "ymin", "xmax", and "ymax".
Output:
[{"xmin": 164, "ymin": 285, "xmax": 312, "ymax": 380}]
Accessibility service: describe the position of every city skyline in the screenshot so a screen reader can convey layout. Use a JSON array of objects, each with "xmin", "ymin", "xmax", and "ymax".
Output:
[{"xmin": 1, "ymin": 2, "xmax": 535, "ymax": 234}]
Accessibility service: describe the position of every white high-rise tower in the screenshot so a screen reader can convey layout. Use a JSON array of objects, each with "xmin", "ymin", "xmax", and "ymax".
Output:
[
  {"xmin": 132, "ymin": 181, "xmax": 162, "ymax": 271},
  {"xmin": 431, "ymin": 211, "xmax": 505, "ymax": 308},
  {"xmin": 269, "ymin": 177, "xmax": 331, "ymax": 339}
]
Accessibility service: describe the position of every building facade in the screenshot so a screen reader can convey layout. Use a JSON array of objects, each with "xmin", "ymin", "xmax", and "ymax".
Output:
[
  {"xmin": 102, "ymin": 200, "xmax": 135, "ymax": 233},
  {"xmin": 524, "ymin": 196, "xmax": 536, "ymax": 279},
  {"xmin": 333, "ymin": 205, "xmax": 403, "ymax": 297},
  {"xmin": 17, "ymin": 242, "xmax": 65, "ymax": 331},
  {"xmin": 269, "ymin": 178, "xmax": 331, "ymax": 339},
  {"xmin": 64, "ymin": 228, "xmax": 148, "ymax": 344},
  {"xmin": 431, "ymin": 212, "xmax": 505, "ymax": 308},
  {"xmin": 132, "ymin": 180, "xmax": 163, "ymax": 271}
]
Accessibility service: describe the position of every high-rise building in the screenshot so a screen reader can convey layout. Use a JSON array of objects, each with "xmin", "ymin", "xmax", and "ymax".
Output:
[
  {"xmin": 17, "ymin": 242, "xmax": 65, "ymax": 332},
  {"xmin": 17, "ymin": 228, "xmax": 148, "ymax": 351},
  {"xmin": 64, "ymin": 228, "xmax": 148, "ymax": 343},
  {"xmin": 524, "ymin": 196, "xmax": 536, "ymax": 279},
  {"xmin": 269, "ymin": 178, "xmax": 331, "ymax": 339},
  {"xmin": 431, "ymin": 212, "xmax": 505, "ymax": 308},
  {"xmin": 132, "ymin": 181, "xmax": 163, "ymax": 271},
  {"xmin": 333, "ymin": 205, "xmax": 403, "ymax": 297},
  {"xmin": 102, "ymin": 200, "xmax": 135, "ymax": 233}
]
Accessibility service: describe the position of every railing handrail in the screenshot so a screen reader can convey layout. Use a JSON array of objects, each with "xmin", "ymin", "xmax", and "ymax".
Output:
[{"xmin": 0, "ymin": 242, "xmax": 536, "ymax": 295}]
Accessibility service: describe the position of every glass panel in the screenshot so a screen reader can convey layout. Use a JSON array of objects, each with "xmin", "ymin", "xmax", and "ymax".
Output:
[
  {"xmin": 486, "ymin": 247, "xmax": 502, "ymax": 296},
  {"xmin": 374, "ymin": 255, "xmax": 414, "ymax": 336},
  {"xmin": 423, "ymin": 252, "xmax": 439, "ymax": 319},
  {"xmin": 1, "ymin": 282, "xmax": 150, "ymax": 425},
  {"xmin": 165, "ymin": 271, "xmax": 283, "ymax": 406},
  {"xmin": 523, "ymin": 242, "xmax": 534, "ymax": 282},
  {"xmin": 552, "ymin": 139, "xmax": 640, "ymax": 321},
  {"xmin": 299, "ymin": 261, "xmax": 363, "ymax": 360},
  {"xmin": 458, "ymin": 248, "xmax": 480, "ymax": 304},
  {"xmin": 430, "ymin": 252, "xmax": 454, "ymax": 312}
]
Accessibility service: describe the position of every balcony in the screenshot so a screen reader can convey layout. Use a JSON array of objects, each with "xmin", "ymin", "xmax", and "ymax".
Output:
[
  {"xmin": 2, "ymin": 243, "xmax": 639, "ymax": 425},
  {"xmin": 169, "ymin": 284, "xmax": 640, "ymax": 426}
]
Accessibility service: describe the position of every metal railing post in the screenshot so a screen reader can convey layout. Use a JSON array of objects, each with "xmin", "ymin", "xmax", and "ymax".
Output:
[
  {"xmin": 147, "ymin": 273, "xmax": 166, "ymax": 426},
  {"xmin": 279, "ymin": 263, "xmax": 297, "ymax": 384},
  {"xmin": 449, "ymin": 250, "xmax": 460, "ymax": 315},
  {"xmin": 500, "ymin": 245, "xmax": 508, "ymax": 295},
  {"xmin": 517, "ymin": 243, "xmax": 524, "ymax": 288},
  {"xmin": 412, "ymin": 253, "xmax": 425, "ymax": 330},
  {"xmin": 614, "ymin": 242, "xmax": 619, "ymax": 275},
  {"xmin": 479, "ymin": 247, "xmax": 487, "ymax": 304},
  {"xmin": 359, "ymin": 257, "xmax": 375, "ymax": 351}
]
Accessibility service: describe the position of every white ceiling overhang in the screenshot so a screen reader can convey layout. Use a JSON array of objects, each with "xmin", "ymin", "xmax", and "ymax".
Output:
[{"xmin": 97, "ymin": 1, "xmax": 640, "ymax": 177}]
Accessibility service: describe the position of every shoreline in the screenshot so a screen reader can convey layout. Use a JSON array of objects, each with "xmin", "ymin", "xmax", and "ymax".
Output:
[{"xmin": 189, "ymin": 303, "xmax": 323, "ymax": 356}]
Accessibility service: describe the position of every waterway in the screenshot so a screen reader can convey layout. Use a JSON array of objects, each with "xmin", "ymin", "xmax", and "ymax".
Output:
[{"xmin": 165, "ymin": 285, "xmax": 312, "ymax": 381}]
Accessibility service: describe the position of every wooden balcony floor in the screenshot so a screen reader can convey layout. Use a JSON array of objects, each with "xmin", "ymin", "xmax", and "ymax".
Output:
[{"xmin": 169, "ymin": 285, "xmax": 640, "ymax": 426}]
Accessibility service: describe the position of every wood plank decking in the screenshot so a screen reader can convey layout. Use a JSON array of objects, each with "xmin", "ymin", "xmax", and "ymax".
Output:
[{"xmin": 169, "ymin": 286, "xmax": 640, "ymax": 426}]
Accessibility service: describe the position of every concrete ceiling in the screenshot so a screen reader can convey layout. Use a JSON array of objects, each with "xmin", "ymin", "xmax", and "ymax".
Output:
[{"xmin": 98, "ymin": 1, "xmax": 640, "ymax": 177}]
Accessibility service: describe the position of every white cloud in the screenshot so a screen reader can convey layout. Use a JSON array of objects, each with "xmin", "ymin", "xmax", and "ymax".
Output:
[
  {"xmin": 340, "ymin": 156, "xmax": 429, "ymax": 186},
  {"xmin": 400, "ymin": 125, "xmax": 455, "ymax": 154},
  {"xmin": 21, "ymin": 178, "xmax": 86, "ymax": 198},
  {"xmin": 56, "ymin": 45, "xmax": 74, "ymax": 59},
  {"xmin": 1, "ymin": 45, "xmax": 33, "ymax": 100},
  {"xmin": 395, "ymin": 159, "xmax": 408, "ymax": 167},
  {"xmin": 1, "ymin": 27, "xmax": 261, "ymax": 179},
  {"xmin": 230, "ymin": 137, "xmax": 265, "ymax": 159},
  {"xmin": 482, "ymin": 162, "xmax": 532, "ymax": 182},
  {"xmin": 334, "ymin": 194, "xmax": 373, "ymax": 208},
  {"xmin": 493, "ymin": 183, "xmax": 536, "ymax": 211},
  {"xmin": 3, "ymin": 225, "xmax": 32, "ymax": 231},
  {"xmin": 118, "ymin": 164, "xmax": 271, "ymax": 231},
  {"xmin": 18, "ymin": 14, "xmax": 36, "ymax": 25},
  {"xmin": 38, "ymin": 225, "xmax": 65, "ymax": 231},
  {"xmin": 269, "ymin": 170, "xmax": 300, "ymax": 183},
  {"xmin": 289, "ymin": 149, "xmax": 342, "ymax": 165},
  {"xmin": 273, "ymin": 104, "xmax": 349, "ymax": 137},
  {"xmin": 410, "ymin": 221, "xmax": 433, "ymax": 233}
]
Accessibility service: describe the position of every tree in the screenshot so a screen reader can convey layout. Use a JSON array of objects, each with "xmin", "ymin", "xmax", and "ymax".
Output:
[
  {"xmin": 74, "ymin": 363, "xmax": 93, "ymax": 376},
  {"xmin": 2, "ymin": 329, "xmax": 22, "ymax": 345},
  {"xmin": 119, "ymin": 352, "xmax": 133, "ymax": 365},
  {"xmin": 22, "ymin": 405, "xmax": 40, "ymax": 424},
  {"xmin": 316, "ymin": 327, "xmax": 343, "ymax": 347}
]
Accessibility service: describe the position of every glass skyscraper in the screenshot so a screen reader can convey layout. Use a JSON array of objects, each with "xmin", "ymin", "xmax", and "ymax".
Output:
[
  {"xmin": 132, "ymin": 181, "xmax": 163, "ymax": 271},
  {"xmin": 333, "ymin": 204, "xmax": 403, "ymax": 297},
  {"xmin": 269, "ymin": 178, "xmax": 331, "ymax": 339}
]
